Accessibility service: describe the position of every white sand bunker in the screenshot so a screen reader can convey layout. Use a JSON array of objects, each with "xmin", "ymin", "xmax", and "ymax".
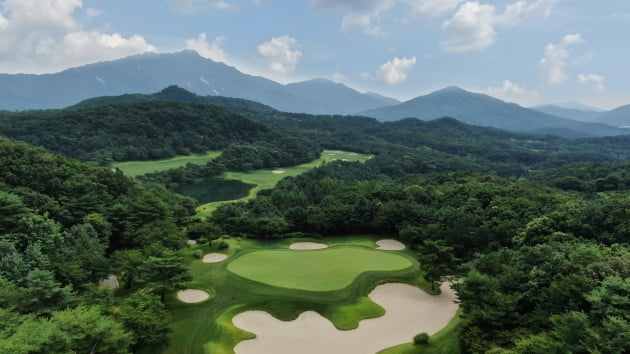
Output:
[
  {"xmin": 272, "ymin": 170, "xmax": 286, "ymax": 175},
  {"xmin": 289, "ymin": 242, "xmax": 328, "ymax": 250},
  {"xmin": 187, "ymin": 239, "xmax": 197, "ymax": 245},
  {"xmin": 98, "ymin": 275, "xmax": 119, "ymax": 290},
  {"xmin": 376, "ymin": 239, "xmax": 406, "ymax": 251},
  {"xmin": 177, "ymin": 289, "xmax": 210, "ymax": 303},
  {"xmin": 203, "ymin": 253, "xmax": 229, "ymax": 263},
  {"xmin": 233, "ymin": 282, "xmax": 458, "ymax": 354}
]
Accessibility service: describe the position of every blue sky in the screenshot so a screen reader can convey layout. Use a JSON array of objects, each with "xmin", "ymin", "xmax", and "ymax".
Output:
[{"xmin": 0, "ymin": 0, "xmax": 628, "ymax": 109}]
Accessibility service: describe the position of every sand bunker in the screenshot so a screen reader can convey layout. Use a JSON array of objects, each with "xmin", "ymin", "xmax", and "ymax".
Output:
[
  {"xmin": 187, "ymin": 239, "xmax": 197, "ymax": 245},
  {"xmin": 233, "ymin": 282, "xmax": 458, "ymax": 354},
  {"xmin": 272, "ymin": 170, "xmax": 286, "ymax": 175},
  {"xmin": 203, "ymin": 253, "xmax": 229, "ymax": 263},
  {"xmin": 376, "ymin": 239, "xmax": 406, "ymax": 251},
  {"xmin": 289, "ymin": 242, "xmax": 328, "ymax": 250},
  {"xmin": 177, "ymin": 289, "xmax": 210, "ymax": 303},
  {"xmin": 98, "ymin": 275, "xmax": 119, "ymax": 290}
]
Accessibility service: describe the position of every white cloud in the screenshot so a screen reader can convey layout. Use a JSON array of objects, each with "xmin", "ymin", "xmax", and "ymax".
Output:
[
  {"xmin": 442, "ymin": 0, "xmax": 559, "ymax": 52},
  {"xmin": 539, "ymin": 33, "xmax": 583, "ymax": 85},
  {"xmin": 487, "ymin": 80, "xmax": 539, "ymax": 106},
  {"xmin": 442, "ymin": 2, "xmax": 496, "ymax": 52},
  {"xmin": 186, "ymin": 33, "xmax": 227, "ymax": 62},
  {"xmin": 0, "ymin": 0, "xmax": 155, "ymax": 74},
  {"xmin": 578, "ymin": 73, "xmax": 605, "ymax": 92},
  {"xmin": 257, "ymin": 35, "xmax": 302, "ymax": 74},
  {"xmin": 376, "ymin": 56, "xmax": 416, "ymax": 85},
  {"xmin": 308, "ymin": 0, "xmax": 394, "ymax": 35},
  {"xmin": 405, "ymin": 0, "xmax": 463, "ymax": 18}
]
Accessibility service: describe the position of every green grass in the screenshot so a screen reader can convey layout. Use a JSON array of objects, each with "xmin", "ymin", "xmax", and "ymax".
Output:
[
  {"xmin": 165, "ymin": 235, "xmax": 428, "ymax": 354},
  {"xmin": 378, "ymin": 309, "xmax": 462, "ymax": 354},
  {"xmin": 111, "ymin": 151, "xmax": 221, "ymax": 177},
  {"xmin": 195, "ymin": 150, "xmax": 372, "ymax": 216},
  {"xmin": 227, "ymin": 247, "xmax": 414, "ymax": 291}
]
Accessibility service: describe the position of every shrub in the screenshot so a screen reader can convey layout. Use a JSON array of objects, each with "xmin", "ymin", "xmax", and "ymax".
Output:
[
  {"xmin": 192, "ymin": 250, "xmax": 203, "ymax": 259},
  {"xmin": 414, "ymin": 332, "xmax": 430, "ymax": 345}
]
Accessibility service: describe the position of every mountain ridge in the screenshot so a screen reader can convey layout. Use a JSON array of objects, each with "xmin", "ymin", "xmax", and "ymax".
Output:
[
  {"xmin": 360, "ymin": 86, "xmax": 626, "ymax": 138},
  {"xmin": 0, "ymin": 50, "xmax": 397, "ymax": 114}
]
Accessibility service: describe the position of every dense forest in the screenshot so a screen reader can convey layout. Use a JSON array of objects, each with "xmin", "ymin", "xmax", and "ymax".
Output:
[
  {"xmin": 0, "ymin": 138, "xmax": 206, "ymax": 353},
  {"xmin": 2, "ymin": 88, "xmax": 630, "ymax": 353}
]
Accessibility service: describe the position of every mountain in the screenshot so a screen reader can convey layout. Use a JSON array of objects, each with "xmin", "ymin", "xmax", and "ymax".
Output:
[
  {"xmin": 284, "ymin": 78, "xmax": 399, "ymax": 114},
  {"xmin": 595, "ymin": 105, "xmax": 630, "ymax": 127},
  {"xmin": 360, "ymin": 86, "xmax": 625, "ymax": 138},
  {"xmin": 0, "ymin": 50, "xmax": 397, "ymax": 114},
  {"xmin": 532, "ymin": 105, "xmax": 602, "ymax": 122}
]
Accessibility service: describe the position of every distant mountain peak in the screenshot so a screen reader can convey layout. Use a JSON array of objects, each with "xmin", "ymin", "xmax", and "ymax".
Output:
[{"xmin": 436, "ymin": 86, "xmax": 467, "ymax": 93}]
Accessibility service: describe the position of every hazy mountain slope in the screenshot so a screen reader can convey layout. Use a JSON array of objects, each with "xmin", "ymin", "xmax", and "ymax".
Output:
[
  {"xmin": 595, "ymin": 104, "xmax": 630, "ymax": 127},
  {"xmin": 360, "ymin": 86, "xmax": 624, "ymax": 137},
  {"xmin": 532, "ymin": 105, "xmax": 602, "ymax": 122},
  {"xmin": 284, "ymin": 78, "xmax": 399, "ymax": 114},
  {"xmin": 0, "ymin": 51, "xmax": 396, "ymax": 114}
]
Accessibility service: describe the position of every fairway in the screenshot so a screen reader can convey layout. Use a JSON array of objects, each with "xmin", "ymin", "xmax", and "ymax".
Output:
[
  {"xmin": 196, "ymin": 150, "xmax": 372, "ymax": 216},
  {"xmin": 227, "ymin": 247, "xmax": 413, "ymax": 292},
  {"xmin": 111, "ymin": 151, "xmax": 221, "ymax": 177}
]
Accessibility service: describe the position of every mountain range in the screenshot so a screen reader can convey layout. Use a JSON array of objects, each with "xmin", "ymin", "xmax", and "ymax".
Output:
[
  {"xmin": 360, "ymin": 86, "xmax": 627, "ymax": 138},
  {"xmin": 0, "ymin": 50, "xmax": 397, "ymax": 114},
  {"xmin": 1, "ymin": 50, "xmax": 629, "ymax": 138}
]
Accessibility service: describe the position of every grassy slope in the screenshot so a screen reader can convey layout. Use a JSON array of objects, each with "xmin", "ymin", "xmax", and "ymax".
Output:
[
  {"xmin": 111, "ymin": 151, "xmax": 221, "ymax": 177},
  {"xmin": 165, "ymin": 236, "xmax": 429, "ymax": 354},
  {"xmin": 377, "ymin": 310, "xmax": 462, "ymax": 354},
  {"xmin": 196, "ymin": 150, "xmax": 372, "ymax": 216},
  {"xmin": 227, "ymin": 247, "xmax": 414, "ymax": 291}
]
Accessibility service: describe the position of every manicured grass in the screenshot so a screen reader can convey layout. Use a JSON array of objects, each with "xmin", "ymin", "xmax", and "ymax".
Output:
[
  {"xmin": 111, "ymin": 151, "xmax": 221, "ymax": 177},
  {"xmin": 227, "ymin": 247, "xmax": 414, "ymax": 291},
  {"xmin": 165, "ymin": 235, "xmax": 425, "ymax": 354},
  {"xmin": 195, "ymin": 150, "xmax": 372, "ymax": 216},
  {"xmin": 378, "ymin": 309, "xmax": 462, "ymax": 354}
]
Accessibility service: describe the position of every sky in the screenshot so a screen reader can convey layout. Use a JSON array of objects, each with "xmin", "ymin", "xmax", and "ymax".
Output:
[{"xmin": 0, "ymin": 0, "xmax": 628, "ymax": 109}]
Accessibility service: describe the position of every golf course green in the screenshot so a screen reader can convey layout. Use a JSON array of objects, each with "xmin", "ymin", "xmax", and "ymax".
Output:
[{"xmin": 226, "ymin": 247, "xmax": 414, "ymax": 292}]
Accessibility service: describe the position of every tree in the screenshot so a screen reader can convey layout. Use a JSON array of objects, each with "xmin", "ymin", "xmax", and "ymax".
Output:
[
  {"xmin": 48, "ymin": 306, "xmax": 133, "ymax": 354},
  {"xmin": 416, "ymin": 239, "xmax": 459, "ymax": 290},
  {"xmin": 112, "ymin": 249, "xmax": 145, "ymax": 290},
  {"xmin": 20, "ymin": 269, "xmax": 74, "ymax": 316},
  {"xmin": 138, "ymin": 250, "xmax": 191, "ymax": 302},
  {"xmin": 115, "ymin": 290, "xmax": 171, "ymax": 353}
]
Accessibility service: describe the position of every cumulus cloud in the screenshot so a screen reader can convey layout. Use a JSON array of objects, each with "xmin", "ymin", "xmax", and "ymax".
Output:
[
  {"xmin": 257, "ymin": 35, "xmax": 302, "ymax": 74},
  {"xmin": 487, "ymin": 80, "xmax": 539, "ymax": 106},
  {"xmin": 308, "ymin": 0, "xmax": 394, "ymax": 35},
  {"xmin": 578, "ymin": 73, "xmax": 606, "ymax": 92},
  {"xmin": 376, "ymin": 56, "xmax": 417, "ymax": 85},
  {"xmin": 442, "ymin": 2, "xmax": 496, "ymax": 52},
  {"xmin": 539, "ymin": 33, "xmax": 583, "ymax": 85},
  {"xmin": 405, "ymin": 0, "xmax": 463, "ymax": 18},
  {"xmin": 186, "ymin": 33, "xmax": 227, "ymax": 62},
  {"xmin": 0, "ymin": 0, "xmax": 155, "ymax": 74},
  {"xmin": 442, "ymin": 0, "xmax": 559, "ymax": 52}
]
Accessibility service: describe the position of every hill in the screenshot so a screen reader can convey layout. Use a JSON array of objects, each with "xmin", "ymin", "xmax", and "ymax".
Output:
[
  {"xmin": 0, "ymin": 100, "xmax": 316, "ymax": 164},
  {"xmin": 0, "ymin": 50, "xmax": 397, "ymax": 114},
  {"xmin": 360, "ymin": 86, "xmax": 624, "ymax": 138}
]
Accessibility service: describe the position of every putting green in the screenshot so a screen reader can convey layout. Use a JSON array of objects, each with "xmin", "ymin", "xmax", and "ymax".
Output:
[{"xmin": 226, "ymin": 247, "xmax": 413, "ymax": 292}]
